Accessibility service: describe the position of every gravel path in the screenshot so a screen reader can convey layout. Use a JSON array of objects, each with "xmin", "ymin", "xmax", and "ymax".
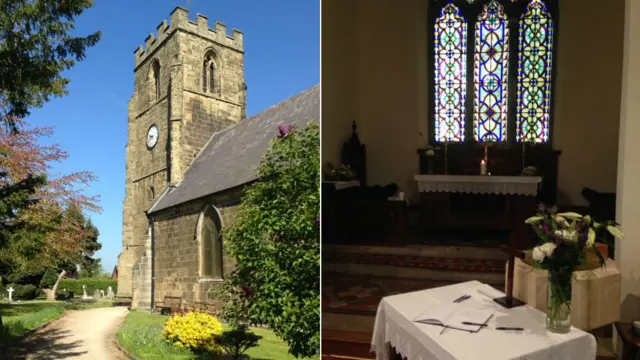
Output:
[{"xmin": 7, "ymin": 306, "xmax": 129, "ymax": 360}]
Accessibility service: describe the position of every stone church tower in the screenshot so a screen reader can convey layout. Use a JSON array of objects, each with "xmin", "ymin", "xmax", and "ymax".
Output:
[{"xmin": 117, "ymin": 7, "xmax": 246, "ymax": 304}]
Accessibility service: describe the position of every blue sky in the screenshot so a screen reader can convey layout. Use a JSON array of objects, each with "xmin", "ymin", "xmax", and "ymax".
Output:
[{"xmin": 26, "ymin": 0, "xmax": 320, "ymax": 273}]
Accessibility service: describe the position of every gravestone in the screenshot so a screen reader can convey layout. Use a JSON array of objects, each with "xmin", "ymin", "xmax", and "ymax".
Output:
[
  {"xmin": 93, "ymin": 289, "xmax": 100, "ymax": 300},
  {"xmin": 100, "ymin": 290, "xmax": 105, "ymax": 298},
  {"xmin": 82, "ymin": 285, "xmax": 92, "ymax": 299},
  {"xmin": 106, "ymin": 286, "xmax": 114, "ymax": 300},
  {"xmin": 7, "ymin": 287, "xmax": 14, "ymax": 302}
]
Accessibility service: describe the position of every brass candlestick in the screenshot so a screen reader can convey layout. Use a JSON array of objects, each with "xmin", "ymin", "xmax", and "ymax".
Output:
[
  {"xmin": 444, "ymin": 141, "xmax": 449, "ymax": 175},
  {"xmin": 522, "ymin": 140, "xmax": 527, "ymax": 172},
  {"xmin": 522, "ymin": 138, "xmax": 535, "ymax": 173}
]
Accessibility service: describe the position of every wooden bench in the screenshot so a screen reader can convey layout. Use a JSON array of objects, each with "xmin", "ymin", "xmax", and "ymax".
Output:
[
  {"xmin": 193, "ymin": 301, "xmax": 222, "ymax": 317},
  {"xmin": 156, "ymin": 296, "xmax": 183, "ymax": 315}
]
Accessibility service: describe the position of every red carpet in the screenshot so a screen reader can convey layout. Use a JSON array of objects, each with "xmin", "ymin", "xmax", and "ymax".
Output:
[{"xmin": 322, "ymin": 274, "xmax": 455, "ymax": 316}]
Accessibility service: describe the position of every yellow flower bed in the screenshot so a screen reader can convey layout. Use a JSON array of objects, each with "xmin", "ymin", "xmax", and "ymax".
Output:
[{"xmin": 162, "ymin": 310, "xmax": 223, "ymax": 354}]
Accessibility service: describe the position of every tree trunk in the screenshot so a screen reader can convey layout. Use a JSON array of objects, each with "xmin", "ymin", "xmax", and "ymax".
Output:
[{"xmin": 43, "ymin": 270, "xmax": 66, "ymax": 301}]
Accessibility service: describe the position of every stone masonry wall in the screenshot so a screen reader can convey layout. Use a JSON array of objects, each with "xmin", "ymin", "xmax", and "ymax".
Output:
[
  {"xmin": 118, "ymin": 7, "xmax": 246, "ymax": 300},
  {"xmin": 152, "ymin": 186, "xmax": 244, "ymax": 309}
]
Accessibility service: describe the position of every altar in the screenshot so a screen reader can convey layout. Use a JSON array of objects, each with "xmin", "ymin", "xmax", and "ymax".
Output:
[{"xmin": 415, "ymin": 174, "xmax": 542, "ymax": 249}]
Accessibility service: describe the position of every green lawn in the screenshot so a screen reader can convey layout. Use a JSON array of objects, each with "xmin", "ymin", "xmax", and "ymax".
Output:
[
  {"xmin": 117, "ymin": 311, "xmax": 319, "ymax": 360},
  {"xmin": 0, "ymin": 299, "xmax": 115, "ymax": 347}
]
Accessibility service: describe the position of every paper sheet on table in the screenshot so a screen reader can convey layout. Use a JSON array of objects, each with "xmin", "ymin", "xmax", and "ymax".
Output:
[{"xmin": 413, "ymin": 302, "xmax": 494, "ymax": 332}]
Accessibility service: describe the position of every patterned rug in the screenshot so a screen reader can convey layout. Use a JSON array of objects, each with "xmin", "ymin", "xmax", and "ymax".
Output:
[
  {"xmin": 325, "ymin": 252, "xmax": 506, "ymax": 273},
  {"xmin": 322, "ymin": 274, "xmax": 455, "ymax": 316}
]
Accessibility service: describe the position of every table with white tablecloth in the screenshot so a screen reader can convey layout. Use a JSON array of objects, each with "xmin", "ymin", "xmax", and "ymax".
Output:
[{"xmin": 371, "ymin": 280, "xmax": 596, "ymax": 360}]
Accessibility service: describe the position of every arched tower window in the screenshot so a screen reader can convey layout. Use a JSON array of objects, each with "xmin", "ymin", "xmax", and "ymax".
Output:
[
  {"xmin": 151, "ymin": 59, "xmax": 161, "ymax": 101},
  {"xmin": 198, "ymin": 205, "xmax": 223, "ymax": 279},
  {"xmin": 430, "ymin": 0, "xmax": 556, "ymax": 144},
  {"xmin": 202, "ymin": 52, "xmax": 217, "ymax": 93}
]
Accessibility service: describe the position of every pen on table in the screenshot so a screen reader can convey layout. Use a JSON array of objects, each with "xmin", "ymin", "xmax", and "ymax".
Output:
[
  {"xmin": 462, "ymin": 322, "xmax": 488, "ymax": 327},
  {"xmin": 496, "ymin": 327, "xmax": 525, "ymax": 331},
  {"xmin": 453, "ymin": 295, "xmax": 470, "ymax": 303}
]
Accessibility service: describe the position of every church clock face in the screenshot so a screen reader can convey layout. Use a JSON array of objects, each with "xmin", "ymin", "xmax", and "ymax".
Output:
[{"xmin": 146, "ymin": 124, "xmax": 159, "ymax": 150}]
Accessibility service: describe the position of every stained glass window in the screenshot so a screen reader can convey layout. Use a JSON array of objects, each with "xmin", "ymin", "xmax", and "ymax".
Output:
[
  {"xmin": 516, "ymin": 0, "xmax": 553, "ymax": 143},
  {"xmin": 474, "ymin": 0, "xmax": 509, "ymax": 142},
  {"xmin": 430, "ymin": 0, "xmax": 556, "ymax": 145},
  {"xmin": 434, "ymin": 4, "xmax": 467, "ymax": 142}
]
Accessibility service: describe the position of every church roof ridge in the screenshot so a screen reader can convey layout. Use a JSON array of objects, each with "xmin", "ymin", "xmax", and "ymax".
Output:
[{"xmin": 149, "ymin": 84, "xmax": 319, "ymax": 213}]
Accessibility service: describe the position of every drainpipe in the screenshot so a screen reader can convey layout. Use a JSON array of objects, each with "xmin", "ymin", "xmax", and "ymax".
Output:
[{"xmin": 147, "ymin": 212, "xmax": 156, "ymax": 311}]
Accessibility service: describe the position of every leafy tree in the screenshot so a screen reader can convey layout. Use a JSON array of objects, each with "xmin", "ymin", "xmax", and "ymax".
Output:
[
  {"xmin": 0, "ymin": 120, "xmax": 101, "ymax": 275},
  {"xmin": 0, "ymin": 0, "xmax": 101, "ymax": 131},
  {"xmin": 217, "ymin": 122, "xmax": 319, "ymax": 358},
  {"xmin": 0, "ymin": 0, "xmax": 100, "ymax": 332}
]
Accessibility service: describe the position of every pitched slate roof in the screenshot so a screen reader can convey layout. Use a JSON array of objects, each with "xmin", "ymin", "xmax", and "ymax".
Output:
[{"xmin": 149, "ymin": 85, "xmax": 319, "ymax": 214}]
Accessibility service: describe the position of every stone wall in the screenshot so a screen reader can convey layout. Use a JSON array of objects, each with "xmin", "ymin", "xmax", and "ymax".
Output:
[
  {"xmin": 151, "ymin": 186, "xmax": 244, "ymax": 310},
  {"xmin": 118, "ymin": 7, "xmax": 246, "ymax": 300}
]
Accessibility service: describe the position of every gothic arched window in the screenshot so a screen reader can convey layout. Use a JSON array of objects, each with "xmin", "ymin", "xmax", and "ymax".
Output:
[
  {"xmin": 202, "ymin": 52, "xmax": 216, "ymax": 93},
  {"xmin": 199, "ymin": 206, "xmax": 223, "ymax": 279},
  {"xmin": 430, "ymin": 0, "xmax": 556, "ymax": 144},
  {"xmin": 151, "ymin": 59, "xmax": 161, "ymax": 101}
]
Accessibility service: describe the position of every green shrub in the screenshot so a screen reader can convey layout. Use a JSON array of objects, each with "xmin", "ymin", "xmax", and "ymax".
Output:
[
  {"xmin": 7, "ymin": 283, "xmax": 38, "ymax": 300},
  {"xmin": 162, "ymin": 310, "xmax": 224, "ymax": 354},
  {"xmin": 217, "ymin": 122, "xmax": 320, "ymax": 358},
  {"xmin": 216, "ymin": 325, "xmax": 262, "ymax": 359},
  {"xmin": 57, "ymin": 279, "xmax": 117, "ymax": 296},
  {"xmin": 40, "ymin": 269, "xmax": 59, "ymax": 289}
]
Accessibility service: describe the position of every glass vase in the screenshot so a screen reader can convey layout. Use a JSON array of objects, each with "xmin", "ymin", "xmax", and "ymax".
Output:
[{"xmin": 546, "ymin": 270, "xmax": 573, "ymax": 333}]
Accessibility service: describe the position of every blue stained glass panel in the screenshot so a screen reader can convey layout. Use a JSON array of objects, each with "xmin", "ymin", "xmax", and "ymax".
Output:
[
  {"xmin": 516, "ymin": 0, "xmax": 553, "ymax": 143},
  {"xmin": 434, "ymin": 4, "xmax": 467, "ymax": 142},
  {"xmin": 474, "ymin": 0, "xmax": 509, "ymax": 142}
]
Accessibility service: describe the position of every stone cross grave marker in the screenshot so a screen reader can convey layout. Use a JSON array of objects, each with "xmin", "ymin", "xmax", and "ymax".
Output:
[{"xmin": 7, "ymin": 287, "xmax": 14, "ymax": 302}]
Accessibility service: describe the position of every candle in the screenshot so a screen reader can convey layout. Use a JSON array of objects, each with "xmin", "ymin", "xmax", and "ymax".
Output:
[{"xmin": 481, "ymin": 160, "xmax": 487, "ymax": 175}]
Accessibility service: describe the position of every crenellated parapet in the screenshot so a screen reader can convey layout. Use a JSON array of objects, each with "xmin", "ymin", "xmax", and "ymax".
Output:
[{"xmin": 134, "ymin": 6, "xmax": 243, "ymax": 68}]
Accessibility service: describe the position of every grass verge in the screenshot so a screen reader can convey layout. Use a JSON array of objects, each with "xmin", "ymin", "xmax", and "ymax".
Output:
[{"xmin": 117, "ymin": 311, "xmax": 319, "ymax": 360}]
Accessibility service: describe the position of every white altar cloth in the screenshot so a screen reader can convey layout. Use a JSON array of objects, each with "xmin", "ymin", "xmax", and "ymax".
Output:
[
  {"xmin": 371, "ymin": 280, "xmax": 596, "ymax": 360},
  {"xmin": 414, "ymin": 175, "xmax": 541, "ymax": 196}
]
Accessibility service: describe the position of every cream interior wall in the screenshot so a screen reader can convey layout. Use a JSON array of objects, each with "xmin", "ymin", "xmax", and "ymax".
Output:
[
  {"xmin": 615, "ymin": 0, "xmax": 640, "ymax": 323},
  {"xmin": 321, "ymin": 0, "xmax": 357, "ymax": 167},
  {"xmin": 322, "ymin": 0, "xmax": 625, "ymax": 206}
]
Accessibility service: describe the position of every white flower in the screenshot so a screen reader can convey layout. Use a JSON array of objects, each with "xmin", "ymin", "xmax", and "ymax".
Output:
[
  {"xmin": 586, "ymin": 228, "xmax": 596, "ymax": 246},
  {"xmin": 560, "ymin": 229, "xmax": 578, "ymax": 243},
  {"xmin": 532, "ymin": 243, "xmax": 557, "ymax": 262}
]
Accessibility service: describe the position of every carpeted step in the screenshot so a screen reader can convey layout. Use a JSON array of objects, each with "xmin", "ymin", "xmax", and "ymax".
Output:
[
  {"xmin": 324, "ymin": 251, "xmax": 506, "ymax": 273},
  {"xmin": 323, "ymin": 330, "xmax": 375, "ymax": 359},
  {"xmin": 324, "ymin": 244, "xmax": 508, "ymax": 261},
  {"xmin": 324, "ymin": 262, "xmax": 505, "ymax": 285}
]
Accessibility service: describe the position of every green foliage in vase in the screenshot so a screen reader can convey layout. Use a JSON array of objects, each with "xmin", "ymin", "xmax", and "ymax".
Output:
[
  {"xmin": 215, "ymin": 122, "xmax": 320, "ymax": 358},
  {"xmin": 524, "ymin": 204, "xmax": 624, "ymax": 273},
  {"xmin": 523, "ymin": 205, "xmax": 626, "ymax": 332}
]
